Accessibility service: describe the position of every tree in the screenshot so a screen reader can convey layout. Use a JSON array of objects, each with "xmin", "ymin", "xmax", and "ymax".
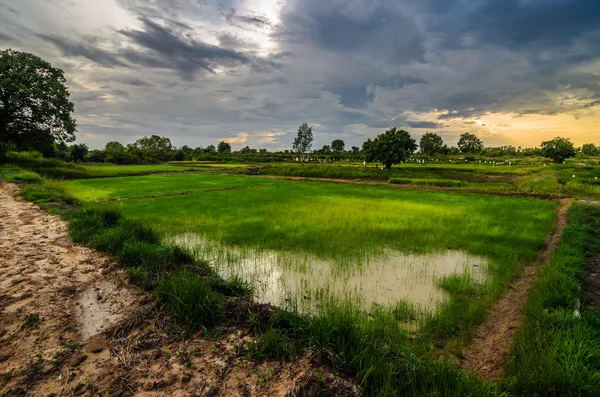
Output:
[
  {"xmin": 581, "ymin": 143, "xmax": 600, "ymax": 156},
  {"xmin": 362, "ymin": 127, "xmax": 417, "ymax": 169},
  {"xmin": 133, "ymin": 135, "xmax": 173, "ymax": 152},
  {"xmin": 217, "ymin": 141, "xmax": 231, "ymax": 153},
  {"xmin": 205, "ymin": 145, "xmax": 216, "ymax": 153},
  {"xmin": 541, "ymin": 137, "xmax": 576, "ymax": 163},
  {"xmin": 0, "ymin": 49, "xmax": 76, "ymax": 161},
  {"xmin": 419, "ymin": 133, "xmax": 444, "ymax": 157},
  {"xmin": 320, "ymin": 145, "xmax": 332, "ymax": 154},
  {"xmin": 292, "ymin": 123, "xmax": 313, "ymax": 162},
  {"xmin": 351, "ymin": 146, "xmax": 360, "ymax": 155},
  {"xmin": 331, "ymin": 139, "xmax": 345, "ymax": 153},
  {"xmin": 69, "ymin": 143, "xmax": 88, "ymax": 162},
  {"xmin": 457, "ymin": 133, "xmax": 484, "ymax": 153}
]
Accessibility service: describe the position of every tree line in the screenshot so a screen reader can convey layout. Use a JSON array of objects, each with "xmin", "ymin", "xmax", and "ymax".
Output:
[{"xmin": 1, "ymin": 49, "xmax": 598, "ymax": 166}]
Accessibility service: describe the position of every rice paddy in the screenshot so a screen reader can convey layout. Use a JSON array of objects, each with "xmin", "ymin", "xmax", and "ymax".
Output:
[
  {"xmin": 65, "ymin": 174, "xmax": 556, "ymax": 326},
  {"xmin": 5, "ymin": 160, "xmax": 600, "ymax": 396}
]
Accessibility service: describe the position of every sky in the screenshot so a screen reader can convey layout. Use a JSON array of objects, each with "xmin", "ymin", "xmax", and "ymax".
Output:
[{"xmin": 1, "ymin": 0, "xmax": 599, "ymax": 150}]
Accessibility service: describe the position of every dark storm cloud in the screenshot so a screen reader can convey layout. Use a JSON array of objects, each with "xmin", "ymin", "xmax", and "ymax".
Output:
[
  {"xmin": 404, "ymin": 121, "xmax": 443, "ymax": 129},
  {"xmin": 223, "ymin": 8, "xmax": 271, "ymax": 28},
  {"xmin": 120, "ymin": 18, "xmax": 250, "ymax": 76},
  {"xmin": 119, "ymin": 77, "xmax": 153, "ymax": 87},
  {"xmin": 280, "ymin": 0, "xmax": 426, "ymax": 63},
  {"xmin": 37, "ymin": 34, "xmax": 129, "ymax": 68},
  {"xmin": 5, "ymin": 0, "xmax": 600, "ymax": 149}
]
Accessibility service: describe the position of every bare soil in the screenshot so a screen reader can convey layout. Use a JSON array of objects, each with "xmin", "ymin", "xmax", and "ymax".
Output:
[
  {"xmin": 461, "ymin": 200, "xmax": 572, "ymax": 379},
  {"xmin": 0, "ymin": 182, "xmax": 360, "ymax": 397}
]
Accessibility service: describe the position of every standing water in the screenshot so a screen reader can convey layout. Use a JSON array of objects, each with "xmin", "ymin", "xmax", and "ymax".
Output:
[{"xmin": 171, "ymin": 233, "xmax": 488, "ymax": 312}]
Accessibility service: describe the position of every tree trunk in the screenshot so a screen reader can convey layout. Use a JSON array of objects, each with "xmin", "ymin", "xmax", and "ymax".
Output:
[
  {"xmin": 0, "ymin": 142, "xmax": 6, "ymax": 163},
  {"xmin": 385, "ymin": 162, "xmax": 392, "ymax": 170}
]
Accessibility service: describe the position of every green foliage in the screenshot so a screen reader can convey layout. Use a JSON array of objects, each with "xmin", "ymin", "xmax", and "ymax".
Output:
[
  {"xmin": 541, "ymin": 137, "xmax": 577, "ymax": 163},
  {"xmin": 292, "ymin": 123, "xmax": 313, "ymax": 161},
  {"xmin": 6, "ymin": 170, "xmax": 42, "ymax": 183},
  {"xmin": 217, "ymin": 141, "xmax": 232, "ymax": 154},
  {"xmin": 457, "ymin": 133, "xmax": 484, "ymax": 154},
  {"xmin": 157, "ymin": 271, "xmax": 224, "ymax": 330},
  {"xmin": 419, "ymin": 132, "xmax": 445, "ymax": 156},
  {"xmin": 363, "ymin": 127, "xmax": 417, "ymax": 169},
  {"xmin": 331, "ymin": 139, "xmax": 345, "ymax": 153},
  {"xmin": 581, "ymin": 143, "xmax": 600, "ymax": 157},
  {"xmin": 389, "ymin": 178, "xmax": 465, "ymax": 187},
  {"xmin": 0, "ymin": 49, "xmax": 76, "ymax": 161},
  {"xmin": 504, "ymin": 204, "xmax": 600, "ymax": 396},
  {"xmin": 69, "ymin": 143, "xmax": 88, "ymax": 162}
]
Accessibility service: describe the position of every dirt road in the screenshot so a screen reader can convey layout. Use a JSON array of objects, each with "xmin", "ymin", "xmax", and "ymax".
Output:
[{"xmin": 0, "ymin": 183, "xmax": 359, "ymax": 396}]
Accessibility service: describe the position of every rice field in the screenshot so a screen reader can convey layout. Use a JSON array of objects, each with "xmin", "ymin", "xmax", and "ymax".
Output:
[
  {"xmin": 64, "ymin": 173, "xmax": 556, "ymax": 328},
  {"xmin": 7, "ymin": 160, "xmax": 600, "ymax": 396}
]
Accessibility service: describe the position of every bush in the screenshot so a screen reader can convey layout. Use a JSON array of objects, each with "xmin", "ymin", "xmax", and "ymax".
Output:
[
  {"xmin": 157, "ymin": 271, "xmax": 224, "ymax": 329},
  {"xmin": 6, "ymin": 170, "xmax": 42, "ymax": 183},
  {"xmin": 389, "ymin": 178, "xmax": 466, "ymax": 187}
]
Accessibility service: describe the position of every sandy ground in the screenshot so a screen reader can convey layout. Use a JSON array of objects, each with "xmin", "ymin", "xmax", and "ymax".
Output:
[
  {"xmin": 461, "ymin": 200, "xmax": 572, "ymax": 379},
  {"xmin": 0, "ymin": 182, "xmax": 360, "ymax": 397}
]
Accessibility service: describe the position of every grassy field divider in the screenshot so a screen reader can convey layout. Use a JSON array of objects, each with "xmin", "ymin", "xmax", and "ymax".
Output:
[
  {"xmin": 0, "ymin": 164, "xmax": 251, "ymax": 333},
  {"xmin": 503, "ymin": 204, "xmax": 600, "ymax": 396},
  {"xmin": 389, "ymin": 178, "xmax": 466, "ymax": 187}
]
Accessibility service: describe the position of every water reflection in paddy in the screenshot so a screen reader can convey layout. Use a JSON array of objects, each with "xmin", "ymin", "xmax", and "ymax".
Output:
[{"xmin": 171, "ymin": 233, "xmax": 488, "ymax": 312}]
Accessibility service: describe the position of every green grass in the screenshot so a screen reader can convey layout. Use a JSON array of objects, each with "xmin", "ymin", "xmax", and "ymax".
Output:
[
  {"xmin": 85, "ymin": 177, "xmax": 556, "ymax": 358},
  {"xmin": 102, "ymin": 181, "xmax": 555, "ymax": 263},
  {"xmin": 389, "ymin": 178, "xmax": 466, "ymax": 187},
  {"xmin": 235, "ymin": 163, "xmax": 522, "ymax": 182},
  {"xmin": 503, "ymin": 204, "xmax": 600, "ymax": 396},
  {"xmin": 63, "ymin": 173, "xmax": 281, "ymax": 201}
]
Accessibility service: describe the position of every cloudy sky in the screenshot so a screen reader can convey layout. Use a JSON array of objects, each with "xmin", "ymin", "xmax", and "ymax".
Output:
[{"xmin": 1, "ymin": 0, "xmax": 599, "ymax": 150}]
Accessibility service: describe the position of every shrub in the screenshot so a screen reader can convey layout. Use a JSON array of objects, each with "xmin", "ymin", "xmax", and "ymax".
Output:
[
  {"xmin": 7, "ymin": 170, "xmax": 42, "ymax": 183},
  {"xmin": 157, "ymin": 271, "xmax": 224, "ymax": 329}
]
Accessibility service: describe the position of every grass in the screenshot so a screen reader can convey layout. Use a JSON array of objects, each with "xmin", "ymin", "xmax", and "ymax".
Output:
[
  {"xmin": 102, "ymin": 181, "xmax": 555, "ymax": 263},
  {"xmin": 63, "ymin": 173, "xmax": 281, "ymax": 201},
  {"xmin": 503, "ymin": 204, "xmax": 600, "ymax": 396},
  {"xmin": 6, "ymin": 151, "xmax": 199, "ymax": 179},
  {"xmin": 389, "ymin": 178, "xmax": 466, "ymax": 187},
  {"xmin": 85, "ymin": 177, "xmax": 556, "ymax": 358},
  {"xmin": 235, "ymin": 163, "xmax": 523, "ymax": 182}
]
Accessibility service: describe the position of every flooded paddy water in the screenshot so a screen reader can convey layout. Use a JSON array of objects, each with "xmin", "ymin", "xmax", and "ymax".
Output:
[{"xmin": 172, "ymin": 233, "xmax": 488, "ymax": 313}]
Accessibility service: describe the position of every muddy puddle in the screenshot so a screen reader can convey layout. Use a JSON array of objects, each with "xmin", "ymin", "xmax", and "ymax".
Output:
[
  {"xmin": 75, "ymin": 280, "xmax": 135, "ymax": 340},
  {"xmin": 172, "ymin": 234, "xmax": 488, "ymax": 312}
]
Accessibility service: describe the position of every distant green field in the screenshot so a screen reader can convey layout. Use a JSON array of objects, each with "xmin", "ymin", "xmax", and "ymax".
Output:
[
  {"xmin": 167, "ymin": 162, "xmax": 253, "ymax": 168},
  {"xmin": 85, "ymin": 164, "xmax": 193, "ymax": 172},
  {"xmin": 64, "ymin": 173, "xmax": 280, "ymax": 201}
]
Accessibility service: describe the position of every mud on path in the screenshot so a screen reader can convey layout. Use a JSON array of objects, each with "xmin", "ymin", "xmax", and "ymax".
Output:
[
  {"xmin": 461, "ymin": 200, "xmax": 572, "ymax": 379},
  {"xmin": 0, "ymin": 182, "xmax": 360, "ymax": 397}
]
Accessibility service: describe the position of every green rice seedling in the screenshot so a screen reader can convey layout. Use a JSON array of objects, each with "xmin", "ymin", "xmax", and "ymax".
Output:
[
  {"xmin": 209, "ymin": 275, "xmax": 255, "ymax": 298},
  {"xmin": 156, "ymin": 270, "xmax": 224, "ymax": 330}
]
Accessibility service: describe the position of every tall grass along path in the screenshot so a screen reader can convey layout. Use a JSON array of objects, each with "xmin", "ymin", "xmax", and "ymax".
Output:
[{"xmin": 461, "ymin": 199, "xmax": 573, "ymax": 378}]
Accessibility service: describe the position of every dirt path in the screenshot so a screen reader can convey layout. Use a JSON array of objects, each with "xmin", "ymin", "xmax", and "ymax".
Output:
[
  {"xmin": 0, "ymin": 182, "xmax": 360, "ymax": 396},
  {"xmin": 461, "ymin": 200, "xmax": 572, "ymax": 379}
]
